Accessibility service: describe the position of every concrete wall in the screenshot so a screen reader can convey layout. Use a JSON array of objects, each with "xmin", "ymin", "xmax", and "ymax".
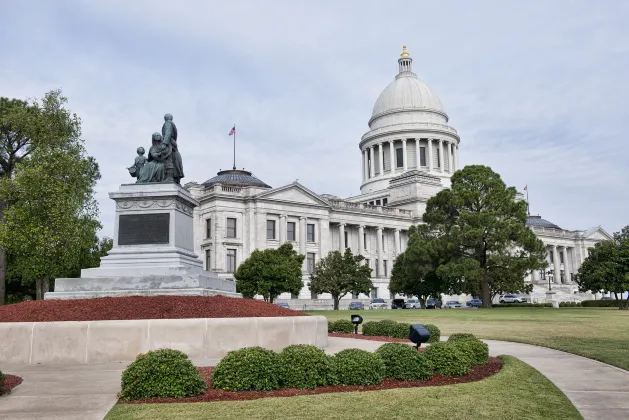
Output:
[{"xmin": 0, "ymin": 316, "xmax": 327, "ymax": 365}]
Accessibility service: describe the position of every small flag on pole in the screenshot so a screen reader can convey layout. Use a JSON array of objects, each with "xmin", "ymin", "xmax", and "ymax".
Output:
[
  {"xmin": 229, "ymin": 126, "xmax": 236, "ymax": 136},
  {"xmin": 524, "ymin": 185, "xmax": 527, "ymax": 190}
]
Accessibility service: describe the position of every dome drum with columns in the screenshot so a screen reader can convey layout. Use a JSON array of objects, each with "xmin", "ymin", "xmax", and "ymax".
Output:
[{"xmin": 184, "ymin": 46, "xmax": 611, "ymax": 309}]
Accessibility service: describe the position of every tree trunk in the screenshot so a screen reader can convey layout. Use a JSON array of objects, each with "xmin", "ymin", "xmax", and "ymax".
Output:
[
  {"xmin": 333, "ymin": 294, "xmax": 340, "ymax": 310},
  {"xmin": 481, "ymin": 269, "xmax": 491, "ymax": 308},
  {"xmin": 35, "ymin": 275, "xmax": 50, "ymax": 300},
  {"xmin": 0, "ymin": 200, "xmax": 5, "ymax": 305}
]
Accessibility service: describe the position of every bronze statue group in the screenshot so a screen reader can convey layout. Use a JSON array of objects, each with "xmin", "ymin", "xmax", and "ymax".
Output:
[{"xmin": 129, "ymin": 113, "xmax": 184, "ymax": 185}]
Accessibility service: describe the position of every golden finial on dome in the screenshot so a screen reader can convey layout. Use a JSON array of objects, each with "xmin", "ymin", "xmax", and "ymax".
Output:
[{"xmin": 400, "ymin": 45, "xmax": 410, "ymax": 58}]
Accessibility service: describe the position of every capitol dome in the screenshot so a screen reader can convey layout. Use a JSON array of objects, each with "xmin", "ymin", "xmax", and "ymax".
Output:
[
  {"xmin": 202, "ymin": 169, "xmax": 271, "ymax": 189},
  {"xmin": 371, "ymin": 71, "xmax": 444, "ymax": 118}
]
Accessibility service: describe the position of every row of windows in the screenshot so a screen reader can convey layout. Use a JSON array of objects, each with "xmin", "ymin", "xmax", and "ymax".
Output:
[
  {"xmin": 371, "ymin": 146, "xmax": 439, "ymax": 170},
  {"xmin": 206, "ymin": 249, "xmax": 317, "ymax": 274},
  {"xmin": 366, "ymin": 198, "xmax": 388, "ymax": 206},
  {"xmin": 548, "ymin": 251, "xmax": 565, "ymax": 264},
  {"xmin": 266, "ymin": 220, "xmax": 316, "ymax": 242}
]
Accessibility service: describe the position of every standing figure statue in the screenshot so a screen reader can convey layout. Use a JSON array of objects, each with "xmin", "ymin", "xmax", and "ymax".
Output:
[
  {"xmin": 128, "ymin": 147, "xmax": 147, "ymax": 179},
  {"xmin": 161, "ymin": 113, "xmax": 184, "ymax": 185}
]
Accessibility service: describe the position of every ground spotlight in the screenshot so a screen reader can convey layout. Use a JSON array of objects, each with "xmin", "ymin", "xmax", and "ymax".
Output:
[
  {"xmin": 351, "ymin": 314, "xmax": 363, "ymax": 334},
  {"xmin": 409, "ymin": 324, "xmax": 431, "ymax": 350}
]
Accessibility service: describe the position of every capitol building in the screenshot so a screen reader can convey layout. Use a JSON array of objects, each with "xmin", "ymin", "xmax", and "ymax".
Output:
[{"xmin": 185, "ymin": 47, "xmax": 611, "ymax": 307}]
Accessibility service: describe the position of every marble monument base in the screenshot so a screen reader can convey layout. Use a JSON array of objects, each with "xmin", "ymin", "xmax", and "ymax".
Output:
[{"xmin": 45, "ymin": 182, "xmax": 240, "ymax": 300}]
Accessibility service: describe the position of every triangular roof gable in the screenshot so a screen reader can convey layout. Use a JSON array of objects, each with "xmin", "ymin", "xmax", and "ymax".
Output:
[
  {"xmin": 581, "ymin": 226, "xmax": 614, "ymax": 241},
  {"xmin": 254, "ymin": 182, "xmax": 331, "ymax": 207}
]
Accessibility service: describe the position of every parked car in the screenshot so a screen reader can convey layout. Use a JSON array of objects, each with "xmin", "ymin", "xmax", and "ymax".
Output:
[
  {"xmin": 391, "ymin": 298, "xmax": 405, "ymax": 309},
  {"xmin": 425, "ymin": 299, "xmax": 442, "ymax": 309},
  {"xmin": 466, "ymin": 299, "xmax": 483, "ymax": 308},
  {"xmin": 499, "ymin": 294, "xmax": 528, "ymax": 304},
  {"xmin": 369, "ymin": 298, "xmax": 388, "ymax": 310},
  {"xmin": 348, "ymin": 301, "xmax": 364, "ymax": 310},
  {"xmin": 275, "ymin": 302, "xmax": 290, "ymax": 309},
  {"xmin": 444, "ymin": 301, "xmax": 462, "ymax": 309},
  {"xmin": 405, "ymin": 299, "xmax": 421, "ymax": 309}
]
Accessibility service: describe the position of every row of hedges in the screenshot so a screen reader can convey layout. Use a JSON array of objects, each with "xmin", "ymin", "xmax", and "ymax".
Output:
[
  {"xmin": 581, "ymin": 299, "xmax": 622, "ymax": 307},
  {"xmin": 558, "ymin": 301, "xmax": 583, "ymax": 307},
  {"xmin": 362, "ymin": 320, "xmax": 441, "ymax": 343},
  {"xmin": 328, "ymin": 319, "xmax": 355, "ymax": 333},
  {"xmin": 491, "ymin": 303, "xmax": 552, "ymax": 308}
]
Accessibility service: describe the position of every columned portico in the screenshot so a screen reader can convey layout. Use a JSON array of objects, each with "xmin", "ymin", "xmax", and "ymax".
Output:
[
  {"xmin": 562, "ymin": 246, "xmax": 571, "ymax": 284},
  {"xmin": 552, "ymin": 245, "xmax": 560, "ymax": 283}
]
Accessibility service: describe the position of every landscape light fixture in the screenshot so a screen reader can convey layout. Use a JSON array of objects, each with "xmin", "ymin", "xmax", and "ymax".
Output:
[
  {"xmin": 547, "ymin": 269, "xmax": 554, "ymax": 291},
  {"xmin": 350, "ymin": 314, "xmax": 363, "ymax": 334},
  {"xmin": 409, "ymin": 324, "xmax": 431, "ymax": 350}
]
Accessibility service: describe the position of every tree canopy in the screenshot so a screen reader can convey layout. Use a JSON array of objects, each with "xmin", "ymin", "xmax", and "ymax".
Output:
[
  {"xmin": 234, "ymin": 243, "xmax": 304, "ymax": 303},
  {"xmin": 423, "ymin": 165, "xmax": 547, "ymax": 307},
  {"xmin": 0, "ymin": 90, "xmax": 101, "ymax": 300},
  {"xmin": 577, "ymin": 227, "xmax": 629, "ymax": 309},
  {"xmin": 309, "ymin": 248, "xmax": 372, "ymax": 310}
]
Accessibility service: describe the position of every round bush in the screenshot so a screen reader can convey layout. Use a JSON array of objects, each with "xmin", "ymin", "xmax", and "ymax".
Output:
[
  {"xmin": 211, "ymin": 347, "xmax": 281, "ymax": 391},
  {"xmin": 451, "ymin": 339, "xmax": 489, "ymax": 366},
  {"xmin": 447, "ymin": 333, "xmax": 478, "ymax": 342},
  {"xmin": 119, "ymin": 349, "xmax": 207, "ymax": 400},
  {"xmin": 328, "ymin": 319, "xmax": 355, "ymax": 334},
  {"xmin": 424, "ymin": 342, "xmax": 472, "ymax": 376},
  {"xmin": 332, "ymin": 348, "xmax": 385, "ymax": 386},
  {"xmin": 389, "ymin": 322, "xmax": 411, "ymax": 339},
  {"xmin": 424, "ymin": 324, "xmax": 441, "ymax": 343},
  {"xmin": 361, "ymin": 321, "xmax": 379, "ymax": 336},
  {"xmin": 278, "ymin": 345, "xmax": 332, "ymax": 389},
  {"xmin": 375, "ymin": 343, "xmax": 433, "ymax": 380}
]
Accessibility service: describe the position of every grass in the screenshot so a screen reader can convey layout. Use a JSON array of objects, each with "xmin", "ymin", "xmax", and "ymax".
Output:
[
  {"xmin": 105, "ymin": 356, "xmax": 581, "ymax": 420},
  {"xmin": 313, "ymin": 307, "xmax": 629, "ymax": 370}
]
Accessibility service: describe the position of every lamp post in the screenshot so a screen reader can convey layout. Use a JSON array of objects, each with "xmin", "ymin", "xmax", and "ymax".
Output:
[{"xmin": 547, "ymin": 269, "xmax": 554, "ymax": 291}]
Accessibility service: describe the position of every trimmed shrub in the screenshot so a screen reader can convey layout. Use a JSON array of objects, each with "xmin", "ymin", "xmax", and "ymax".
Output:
[
  {"xmin": 278, "ymin": 345, "xmax": 332, "ymax": 389},
  {"xmin": 362, "ymin": 320, "xmax": 397, "ymax": 336},
  {"xmin": 424, "ymin": 342, "xmax": 472, "ymax": 376},
  {"xmin": 491, "ymin": 303, "xmax": 552, "ymax": 308},
  {"xmin": 451, "ymin": 339, "xmax": 489, "ymax": 366},
  {"xmin": 328, "ymin": 319, "xmax": 355, "ymax": 334},
  {"xmin": 424, "ymin": 324, "xmax": 441, "ymax": 343},
  {"xmin": 581, "ymin": 300, "xmax": 618, "ymax": 307},
  {"xmin": 119, "ymin": 349, "xmax": 207, "ymax": 400},
  {"xmin": 389, "ymin": 322, "xmax": 412, "ymax": 339},
  {"xmin": 211, "ymin": 347, "xmax": 281, "ymax": 391},
  {"xmin": 331, "ymin": 348, "xmax": 385, "ymax": 386},
  {"xmin": 447, "ymin": 333, "xmax": 478, "ymax": 342},
  {"xmin": 375, "ymin": 343, "xmax": 433, "ymax": 380},
  {"xmin": 361, "ymin": 321, "xmax": 379, "ymax": 336}
]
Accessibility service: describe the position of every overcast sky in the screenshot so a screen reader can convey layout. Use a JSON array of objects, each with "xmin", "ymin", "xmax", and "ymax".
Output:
[{"xmin": 2, "ymin": 0, "xmax": 628, "ymax": 237}]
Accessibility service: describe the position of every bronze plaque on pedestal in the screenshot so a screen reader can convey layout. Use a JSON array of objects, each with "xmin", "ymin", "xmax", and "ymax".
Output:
[{"xmin": 118, "ymin": 213, "xmax": 170, "ymax": 245}]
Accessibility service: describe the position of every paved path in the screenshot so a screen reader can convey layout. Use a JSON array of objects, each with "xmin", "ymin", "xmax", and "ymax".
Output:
[{"xmin": 2, "ymin": 339, "xmax": 628, "ymax": 420}]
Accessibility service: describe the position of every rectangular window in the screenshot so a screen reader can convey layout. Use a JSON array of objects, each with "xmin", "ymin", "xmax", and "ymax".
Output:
[
  {"xmin": 549, "ymin": 251, "xmax": 554, "ymax": 263},
  {"xmin": 344, "ymin": 231, "xmax": 349, "ymax": 249},
  {"xmin": 375, "ymin": 259, "xmax": 379, "ymax": 277},
  {"xmin": 540, "ymin": 270, "xmax": 546, "ymax": 280},
  {"xmin": 420, "ymin": 146, "xmax": 426, "ymax": 166},
  {"xmin": 226, "ymin": 249, "xmax": 236, "ymax": 273},
  {"xmin": 266, "ymin": 220, "xmax": 276, "ymax": 239},
  {"xmin": 364, "ymin": 232, "xmax": 368, "ymax": 249},
  {"xmin": 311, "ymin": 291, "xmax": 318, "ymax": 299},
  {"xmin": 287, "ymin": 222, "xmax": 296, "ymax": 241},
  {"xmin": 396, "ymin": 147, "xmax": 404, "ymax": 168},
  {"xmin": 352, "ymin": 292, "xmax": 358, "ymax": 299},
  {"xmin": 436, "ymin": 147, "xmax": 441, "ymax": 168},
  {"xmin": 384, "ymin": 260, "xmax": 388, "ymax": 277},
  {"xmin": 307, "ymin": 253, "xmax": 315, "ymax": 274},
  {"xmin": 383, "ymin": 198, "xmax": 388, "ymax": 206},
  {"xmin": 365, "ymin": 258, "xmax": 370, "ymax": 269},
  {"xmin": 291, "ymin": 293, "xmax": 298, "ymax": 299},
  {"xmin": 559, "ymin": 252, "xmax": 564, "ymax": 264},
  {"xmin": 376, "ymin": 199, "xmax": 381, "ymax": 206},
  {"xmin": 226, "ymin": 218, "xmax": 237, "ymax": 238},
  {"xmin": 206, "ymin": 218, "xmax": 212, "ymax": 239},
  {"xmin": 205, "ymin": 249, "xmax": 211, "ymax": 270},
  {"xmin": 307, "ymin": 224, "xmax": 315, "ymax": 242},
  {"xmin": 370, "ymin": 287, "xmax": 378, "ymax": 298}
]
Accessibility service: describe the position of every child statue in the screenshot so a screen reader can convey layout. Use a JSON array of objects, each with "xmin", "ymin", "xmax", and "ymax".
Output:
[{"xmin": 128, "ymin": 147, "xmax": 147, "ymax": 179}]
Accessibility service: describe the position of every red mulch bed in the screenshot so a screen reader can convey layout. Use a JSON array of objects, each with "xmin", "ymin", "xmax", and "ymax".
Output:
[
  {"xmin": 0, "ymin": 295, "xmax": 307, "ymax": 322},
  {"xmin": 1, "ymin": 374, "xmax": 23, "ymax": 396},
  {"xmin": 328, "ymin": 333, "xmax": 410, "ymax": 343},
  {"xmin": 122, "ymin": 358, "xmax": 503, "ymax": 404}
]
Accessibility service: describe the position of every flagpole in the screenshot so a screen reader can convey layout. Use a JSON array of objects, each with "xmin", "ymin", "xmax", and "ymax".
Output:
[
  {"xmin": 232, "ymin": 124, "xmax": 236, "ymax": 170},
  {"xmin": 526, "ymin": 187, "xmax": 530, "ymax": 215}
]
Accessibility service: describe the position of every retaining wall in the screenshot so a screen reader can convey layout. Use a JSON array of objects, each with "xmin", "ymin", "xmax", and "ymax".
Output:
[{"xmin": 0, "ymin": 316, "xmax": 327, "ymax": 365}]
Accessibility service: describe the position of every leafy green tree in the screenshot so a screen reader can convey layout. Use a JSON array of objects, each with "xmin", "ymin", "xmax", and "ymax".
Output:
[
  {"xmin": 577, "ymin": 227, "xmax": 629, "ymax": 309},
  {"xmin": 234, "ymin": 243, "xmax": 304, "ymax": 303},
  {"xmin": 0, "ymin": 91, "xmax": 101, "ymax": 300},
  {"xmin": 423, "ymin": 165, "xmax": 547, "ymax": 307},
  {"xmin": 389, "ymin": 225, "xmax": 451, "ymax": 306},
  {"xmin": 309, "ymin": 248, "xmax": 372, "ymax": 310}
]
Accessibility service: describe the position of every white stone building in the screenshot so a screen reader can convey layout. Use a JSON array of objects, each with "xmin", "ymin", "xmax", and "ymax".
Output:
[{"xmin": 185, "ymin": 46, "xmax": 610, "ymax": 307}]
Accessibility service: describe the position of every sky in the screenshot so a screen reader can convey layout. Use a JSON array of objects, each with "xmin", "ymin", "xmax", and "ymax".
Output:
[{"xmin": 2, "ymin": 0, "xmax": 628, "ymax": 237}]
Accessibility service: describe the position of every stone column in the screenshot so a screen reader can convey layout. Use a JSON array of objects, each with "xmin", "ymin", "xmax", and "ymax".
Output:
[
  {"xmin": 299, "ymin": 217, "xmax": 307, "ymax": 272},
  {"xmin": 339, "ymin": 223, "xmax": 346, "ymax": 251},
  {"xmin": 369, "ymin": 146, "xmax": 375, "ymax": 178},
  {"xmin": 358, "ymin": 225, "xmax": 365, "ymax": 256},
  {"xmin": 378, "ymin": 142, "xmax": 384, "ymax": 176},
  {"xmin": 414, "ymin": 139, "xmax": 420, "ymax": 169},
  {"xmin": 394, "ymin": 229, "xmax": 400, "ymax": 256},
  {"xmin": 563, "ymin": 246, "xmax": 571, "ymax": 284},
  {"xmin": 438, "ymin": 139, "xmax": 444, "ymax": 171},
  {"xmin": 389, "ymin": 140, "xmax": 395, "ymax": 170},
  {"xmin": 449, "ymin": 143, "xmax": 455, "ymax": 172},
  {"xmin": 532, "ymin": 269, "xmax": 540, "ymax": 282},
  {"xmin": 428, "ymin": 138, "xmax": 434, "ymax": 172},
  {"xmin": 402, "ymin": 139, "xmax": 408, "ymax": 171},
  {"xmin": 552, "ymin": 245, "xmax": 560, "ymax": 283},
  {"xmin": 279, "ymin": 214, "xmax": 287, "ymax": 244},
  {"xmin": 362, "ymin": 150, "xmax": 368, "ymax": 181},
  {"xmin": 376, "ymin": 227, "xmax": 383, "ymax": 277},
  {"xmin": 454, "ymin": 144, "xmax": 459, "ymax": 171}
]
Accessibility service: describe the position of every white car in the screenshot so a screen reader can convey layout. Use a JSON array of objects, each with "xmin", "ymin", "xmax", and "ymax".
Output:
[
  {"xmin": 404, "ymin": 299, "xmax": 421, "ymax": 309},
  {"xmin": 444, "ymin": 301, "xmax": 462, "ymax": 308},
  {"xmin": 499, "ymin": 294, "xmax": 528, "ymax": 304},
  {"xmin": 369, "ymin": 298, "xmax": 388, "ymax": 310}
]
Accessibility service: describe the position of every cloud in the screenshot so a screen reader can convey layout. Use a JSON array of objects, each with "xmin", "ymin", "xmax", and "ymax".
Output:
[{"xmin": 1, "ymin": 0, "xmax": 628, "ymax": 236}]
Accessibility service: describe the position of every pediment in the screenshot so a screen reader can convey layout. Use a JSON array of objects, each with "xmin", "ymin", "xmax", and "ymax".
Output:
[
  {"xmin": 255, "ymin": 183, "xmax": 330, "ymax": 206},
  {"xmin": 583, "ymin": 227, "xmax": 613, "ymax": 241}
]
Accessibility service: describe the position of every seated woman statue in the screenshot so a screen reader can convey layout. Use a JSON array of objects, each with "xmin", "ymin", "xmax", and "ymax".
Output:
[{"xmin": 137, "ymin": 132, "xmax": 171, "ymax": 183}]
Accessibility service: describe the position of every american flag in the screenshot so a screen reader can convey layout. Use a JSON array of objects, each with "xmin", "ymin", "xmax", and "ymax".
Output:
[
  {"xmin": 229, "ymin": 126, "xmax": 235, "ymax": 136},
  {"xmin": 524, "ymin": 185, "xmax": 527, "ymax": 190}
]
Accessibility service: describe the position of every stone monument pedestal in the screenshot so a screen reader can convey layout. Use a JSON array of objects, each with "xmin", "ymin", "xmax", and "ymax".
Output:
[{"xmin": 45, "ymin": 183, "xmax": 240, "ymax": 300}]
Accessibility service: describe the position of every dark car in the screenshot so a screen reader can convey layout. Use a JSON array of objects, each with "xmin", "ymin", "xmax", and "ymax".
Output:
[
  {"xmin": 467, "ymin": 299, "xmax": 483, "ymax": 308},
  {"xmin": 348, "ymin": 301, "xmax": 364, "ymax": 310},
  {"xmin": 391, "ymin": 298, "xmax": 405, "ymax": 309},
  {"xmin": 425, "ymin": 299, "xmax": 437, "ymax": 309}
]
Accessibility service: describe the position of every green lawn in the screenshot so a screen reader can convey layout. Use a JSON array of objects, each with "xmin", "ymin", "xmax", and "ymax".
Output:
[
  {"xmin": 106, "ymin": 356, "xmax": 581, "ymax": 420},
  {"xmin": 313, "ymin": 307, "xmax": 629, "ymax": 370}
]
